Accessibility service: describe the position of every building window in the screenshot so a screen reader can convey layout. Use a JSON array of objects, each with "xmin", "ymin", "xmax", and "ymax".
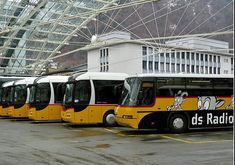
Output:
[
  {"xmin": 218, "ymin": 68, "xmax": 220, "ymax": 74},
  {"xmin": 209, "ymin": 67, "xmax": 212, "ymax": 74},
  {"xmin": 148, "ymin": 47, "xmax": 153, "ymax": 54},
  {"xmin": 160, "ymin": 53, "xmax": 164, "ymax": 62},
  {"xmin": 186, "ymin": 52, "xmax": 190, "ymax": 60},
  {"xmin": 231, "ymin": 58, "xmax": 234, "ymax": 65},
  {"xmin": 166, "ymin": 53, "xmax": 169, "ymax": 58},
  {"xmin": 213, "ymin": 55, "xmax": 216, "ymax": 62},
  {"xmin": 200, "ymin": 66, "xmax": 204, "ymax": 74},
  {"xmin": 191, "ymin": 65, "xmax": 195, "ymax": 73},
  {"xmin": 213, "ymin": 67, "xmax": 216, "ymax": 74},
  {"xmin": 177, "ymin": 64, "xmax": 180, "ymax": 73},
  {"xmin": 155, "ymin": 62, "xmax": 159, "ymax": 72},
  {"xmin": 196, "ymin": 66, "xmax": 199, "ymax": 73},
  {"xmin": 171, "ymin": 52, "xmax": 175, "ymax": 59},
  {"xmin": 142, "ymin": 46, "xmax": 147, "ymax": 56},
  {"xmin": 149, "ymin": 61, "xmax": 153, "ymax": 71},
  {"xmin": 196, "ymin": 53, "xmax": 199, "ymax": 61},
  {"xmin": 205, "ymin": 54, "xmax": 208, "ymax": 61},
  {"xmin": 100, "ymin": 48, "xmax": 109, "ymax": 72},
  {"xmin": 200, "ymin": 54, "xmax": 203, "ymax": 61},
  {"xmin": 177, "ymin": 52, "xmax": 180, "ymax": 59},
  {"xmin": 191, "ymin": 53, "xmax": 195, "ymax": 60},
  {"xmin": 182, "ymin": 52, "xmax": 185, "ymax": 59},
  {"xmin": 182, "ymin": 64, "xmax": 185, "ymax": 72},
  {"xmin": 187, "ymin": 65, "xmax": 190, "ymax": 73},
  {"xmin": 218, "ymin": 56, "xmax": 220, "ymax": 63},
  {"xmin": 205, "ymin": 66, "xmax": 208, "ymax": 74},
  {"xmin": 160, "ymin": 62, "xmax": 164, "ymax": 72},
  {"xmin": 171, "ymin": 63, "xmax": 175, "ymax": 73},
  {"xmin": 209, "ymin": 55, "xmax": 212, "ymax": 62},
  {"xmin": 143, "ymin": 60, "xmax": 147, "ymax": 71},
  {"xmin": 166, "ymin": 63, "xmax": 170, "ymax": 72}
]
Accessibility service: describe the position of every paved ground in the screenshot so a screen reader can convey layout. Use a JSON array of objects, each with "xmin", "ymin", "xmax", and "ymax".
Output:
[{"xmin": 0, "ymin": 118, "xmax": 233, "ymax": 165}]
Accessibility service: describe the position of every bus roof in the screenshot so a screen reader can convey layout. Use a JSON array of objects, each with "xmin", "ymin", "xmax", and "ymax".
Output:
[
  {"xmin": 128, "ymin": 73, "xmax": 234, "ymax": 79},
  {"xmin": 73, "ymin": 72, "xmax": 128, "ymax": 81},
  {"xmin": 35, "ymin": 75, "xmax": 69, "ymax": 83},
  {"xmin": 14, "ymin": 77, "xmax": 38, "ymax": 86},
  {"xmin": 2, "ymin": 81, "xmax": 15, "ymax": 87}
]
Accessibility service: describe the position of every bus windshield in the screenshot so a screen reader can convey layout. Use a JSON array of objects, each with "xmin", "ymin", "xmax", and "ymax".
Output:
[
  {"xmin": 14, "ymin": 85, "xmax": 27, "ymax": 104},
  {"xmin": 119, "ymin": 77, "xmax": 142, "ymax": 106},
  {"xmin": 64, "ymin": 83, "xmax": 74, "ymax": 105},
  {"xmin": 29, "ymin": 85, "xmax": 36, "ymax": 104},
  {"xmin": 35, "ymin": 83, "xmax": 50, "ymax": 104}
]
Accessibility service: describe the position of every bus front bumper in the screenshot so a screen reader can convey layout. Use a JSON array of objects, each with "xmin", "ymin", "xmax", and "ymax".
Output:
[{"xmin": 115, "ymin": 116, "xmax": 138, "ymax": 129}]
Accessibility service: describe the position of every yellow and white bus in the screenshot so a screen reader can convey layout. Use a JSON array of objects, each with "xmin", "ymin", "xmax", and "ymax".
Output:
[
  {"xmin": 0, "ymin": 81, "xmax": 15, "ymax": 117},
  {"xmin": 62, "ymin": 72, "xmax": 127, "ymax": 126},
  {"xmin": 115, "ymin": 74, "xmax": 233, "ymax": 133},
  {"xmin": 28, "ymin": 76, "xmax": 69, "ymax": 121},
  {"xmin": 9, "ymin": 77, "xmax": 37, "ymax": 118}
]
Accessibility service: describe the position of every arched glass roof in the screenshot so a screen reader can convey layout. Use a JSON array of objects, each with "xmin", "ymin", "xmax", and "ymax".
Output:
[{"xmin": 0, "ymin": 0, "xmax": 131, "ymax": 76}]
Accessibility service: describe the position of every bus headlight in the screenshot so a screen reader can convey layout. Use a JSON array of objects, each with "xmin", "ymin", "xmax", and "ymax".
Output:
[
  {"xmin": 122, "ymin": 115, "xmax": 133, "ymax": 119},
  {"xmin": 66, "ymin": 112, "xmax": 71, "ymax": 117}
]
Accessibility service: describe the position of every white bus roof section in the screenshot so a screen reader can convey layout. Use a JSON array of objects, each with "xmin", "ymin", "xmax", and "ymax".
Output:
[
  {"xmin": 14, "ymin": 77, "xmax": 38, "ymax": 85},
  {"xmin": 129, "ymin": 73, "xmax": 234, "ymax": 79},
  {"xmin": 2, "ymin": 81, "xmax": 15, "ymax": 87},
  {"xmin": 75, "ymin": 72, "xmax": 128, "ymax": 81},
  {"xmin": 36, "ymin": 76, "xmax": 69, "ymax": 83}
]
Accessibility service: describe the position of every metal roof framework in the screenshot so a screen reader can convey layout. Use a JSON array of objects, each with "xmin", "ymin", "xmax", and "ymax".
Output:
[{"xmin": 0, "ymin": 0, "xmax": 156, "ymax": 76}]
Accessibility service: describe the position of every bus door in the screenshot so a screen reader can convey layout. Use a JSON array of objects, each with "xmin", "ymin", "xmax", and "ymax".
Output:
[
  {"xmin": 93, "ymin": 80, "xmax": 124, "ymax": 124},
  {"xmin": 137, "ymin": 81, "xmax": 155, "ymax": 106},
  {"xmin": 73, "ymin": 80, "xmax": 91, "ymax": 124},
  {"xmin": 136, "ymin": 80, "xmax": 155, "ymax": 123}
]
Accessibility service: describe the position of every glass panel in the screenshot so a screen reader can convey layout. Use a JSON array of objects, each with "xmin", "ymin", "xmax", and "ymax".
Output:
[
  {"xmin": 94, "ymin": 80, "xmax": 124, "ymax": 104},
  {"xmin": 35, "ymin": 83, "xmax": 50, "ymax": 104}
]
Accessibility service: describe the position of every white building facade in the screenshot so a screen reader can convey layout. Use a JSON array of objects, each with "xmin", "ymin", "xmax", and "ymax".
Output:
[{"xmin": 87, "ymin": 32, "xmax": 233, "ymax": 75}]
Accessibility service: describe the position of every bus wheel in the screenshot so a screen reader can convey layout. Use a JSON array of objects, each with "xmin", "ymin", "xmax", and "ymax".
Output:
[
  {"xmin": 169, "ymin": 114, "xmax": 187, "ymax": 133},
  {"xmin": 103, "ymin": 111, "xmax": 116, "ymax": 127}
]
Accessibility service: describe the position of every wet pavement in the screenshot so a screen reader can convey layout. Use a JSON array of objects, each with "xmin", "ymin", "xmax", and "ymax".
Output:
[{"xmin": 0, "ymin": 118, "xmax": 233, "ymax": 165}]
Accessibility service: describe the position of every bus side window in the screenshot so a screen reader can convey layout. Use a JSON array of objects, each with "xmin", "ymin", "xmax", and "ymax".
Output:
[
  {"xmin": 94, "ymin": 80, "xmax": 124, "ymax": 104},
  {"xmin": 213, "ymin": 78, "xmax": 233, "ymax": 96},
  {"xmin": 186, "ymin": 78, "xmax": 213, "ymax": 96},
  {"xmin": 156, "ymin": 77, "xmax": 185, "ymax": 97}
]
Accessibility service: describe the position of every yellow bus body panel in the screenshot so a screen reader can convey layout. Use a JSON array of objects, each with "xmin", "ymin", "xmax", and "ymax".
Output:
[
  {"xmin": 9, "ymin": 104, "xmax": 30, "ymax": 118},
  {"xmin": 115, "ymin": 96, "xmax": 234, "ymax": 129},
  {"xmin": 65, "ymin": 105, "xmax": 117, "ymax": 125},
  {"xmin": 31, "ymin": 104, "xmax": 63, "ymax": 121},
  {"xmin": 0, "ymin": 106, "xmax": 2, "ymax": 116},
  {"xmin": 0, "ymin": 106, "xmax": 13, "ymax": 117}
]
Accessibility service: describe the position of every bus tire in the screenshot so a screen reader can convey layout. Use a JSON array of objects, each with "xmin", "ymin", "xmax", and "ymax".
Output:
[
  {"xmin": 169, "ymin": 114, "xmax": 188, "ymax": 133},
  {"xmin": 103, "ymin": 111, "xmax": 116, "ymax": 127}
]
